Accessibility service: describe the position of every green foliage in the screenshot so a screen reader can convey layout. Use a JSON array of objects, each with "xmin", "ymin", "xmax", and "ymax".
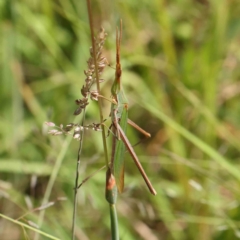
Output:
[{"xmin": 1, "ymin": 0, "xmax": 240, "ymax": 239}]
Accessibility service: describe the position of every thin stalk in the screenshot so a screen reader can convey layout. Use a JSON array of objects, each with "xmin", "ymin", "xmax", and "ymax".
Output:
[
  {"xmin": 105, "ymin": 168, "xmax": 119, "ymax": 240},
  {"xmin": 86, "ymin": 0, "xmax": 109, "ymax": 167},
  {"xmin": 72, "ymin": 108, "xmax": 87, "ymax": 240},
  {"xmin": 109, "ymin": 204, "xmax": 119, "ymax": 240}
]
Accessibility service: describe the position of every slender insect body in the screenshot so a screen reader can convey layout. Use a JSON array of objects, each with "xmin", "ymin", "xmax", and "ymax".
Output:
[{"xmin": 110, "ymin": 21, "xmax": 157, "ymax": 195}]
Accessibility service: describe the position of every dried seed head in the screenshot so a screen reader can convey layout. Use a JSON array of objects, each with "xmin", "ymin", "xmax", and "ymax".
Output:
[
  {"xmin": 90, "ymin": 90, "xmax": 99, "ymax": 101},
  {"xmin": 52, "ymin": 131, "xmax": 63, "ymax": 136},
  {"xmin": 46, "ymin": 121, "xmax": 104, "ymax": 140},
  {"xmin": 73, "ymin": 27, "xmax": 108, "ymax": 115},
  {"xmin": 73, "ymin": 133, "xmax": 81, "ymax": 140},
  {"xmin": 73, "ymin": 125, "xmax": 84, "ymax": 140},
  {"xmin": 45, "ymin": 122, "xmax": 55, "ymax": 127},
  {"xmin": 74, "ymin": 126, "xmax": 83, "ymax": 132},
  {"xmin": 91, "ymin": 123, "xmax": 102, "ymax": 131},
  {"xmin": 65, "ymin": 123, "xmax": 75, "ymax": 132},
  {"xmin": 80, "ymin": 85, "xmax": 89, "ymax": 98},
  {"xmin": 73, "ymin": 107, "xmax": 82, "ymax": 116},
  {"xmin": 99, "ymin": 27, "xmax": 107, "ymax": 40},
  {"xmin": 48, "ymin": 129, "xmax": 59, "ymax": 135}
]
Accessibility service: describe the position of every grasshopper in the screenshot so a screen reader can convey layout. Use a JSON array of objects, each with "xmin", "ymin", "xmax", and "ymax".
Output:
[{"xmin": 110, "ymin": 21, "xmax": 157, "ymax": 196}]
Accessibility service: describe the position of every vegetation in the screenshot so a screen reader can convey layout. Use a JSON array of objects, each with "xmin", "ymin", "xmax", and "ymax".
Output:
[{"xmin": 1, "ymin": 0, "xmax": 240, "ymax": 239}]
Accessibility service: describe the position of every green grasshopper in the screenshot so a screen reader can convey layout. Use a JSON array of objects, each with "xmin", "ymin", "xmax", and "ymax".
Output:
[{"xmin": 110, "ymin": 21, "xmax": 157, "ymax": 196}]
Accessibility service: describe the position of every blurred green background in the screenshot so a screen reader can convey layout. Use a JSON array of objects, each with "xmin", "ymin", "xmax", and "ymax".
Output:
[{"xmin": 1, "ymin": 0, "xmax": 240, "ymax": 239}]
